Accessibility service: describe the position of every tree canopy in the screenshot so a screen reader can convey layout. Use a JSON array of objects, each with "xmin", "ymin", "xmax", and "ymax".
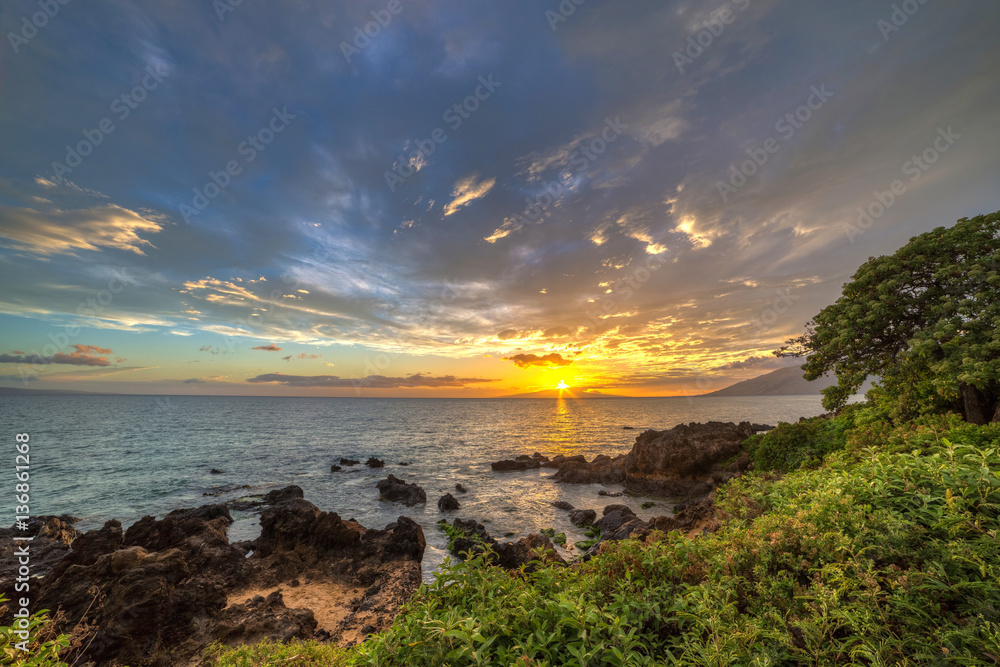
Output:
[{"xmin": 780, "ymin": 209, "xmax": 1000, "ymax": 423}]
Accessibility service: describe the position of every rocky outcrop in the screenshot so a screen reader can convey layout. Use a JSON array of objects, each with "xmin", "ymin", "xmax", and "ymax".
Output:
[
  {"xmin": 540, "ymin": 454, "xmax": 586, "ymax": 469},
  {"xmin": 552, "ymin": 501, "xmax": 574, "ymax": 511},
  {"xmin": 438, "ymin": 493, "xmax": 460, "ymax": 511},
  {"xmin": 340, "ymin": 458, "xmax": 360, "ymax": 466},
  {"xmin": 624, "ymin": 421, "xmax": 755, "ymax": 498},
  {"xmin": 0, "ymin": 515, "xmax": 80, "ymax": 582},
  {"xmin": 551, "ymin": 454, "xmax": 626, "ymax": 484},
  {"xmin": 443, "ymin": 519, "xmax": 564, "ymax": 570},
  {"xmin": 366, "ymin": 457, "xmax": 385, "ymax": 468},
  {"xmin": 6, "ymin": 487, "xmax": 424, "ymax": 667},
  {"xmin": 376, "ymin": 475, "xmax": 427, "ymax": 506},
  {"xmin": 569, "ymin": 509, "xmax": 597, "ymax": 526}
]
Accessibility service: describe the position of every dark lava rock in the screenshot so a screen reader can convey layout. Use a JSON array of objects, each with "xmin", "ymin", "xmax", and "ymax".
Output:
[
  {"xmin": 330, "ymin": 464, "xmax": 342, "ymax": 472},
  {"xmin": 551, "ymin": 454, "xmax": 626, "ymax": 484},
  {"xmin": 0, "ymin": 515, "xmax": 80, "ymax": 581},
  {"xmin": 366, "ymin": 457, "xmax": 385, "ymax": 469},
  {"xmin": 552, "ymin": 501, "xmax": 575, "ymax": 511},
  {"xmin": 444, "ymin": 519, "xmax": 564, "ymax": 571},
  {"xmin": 340, "ymin": 458, "xmax": 361, "ymax": 466},
  {"xmin": 598, "ymin": 490, "xmax": 624, "ymax": 497},
  {"xmin": 622, "ymin": 426, "xmax": 637, "ymax": 430},
  {"xmin": 602, "ymin": 504, "xmax": 633, "ymax": 516},
  {"xmin": 398, "ymin": 462, "xmax": 411, "ymax": 466},
  {"xmin": 569, "ymin": 509, "xmax": 597, "ymax": 526},
  {"xmin": 455, "ymin": 483, "xmax": 467, "ymax": 493},
  {"xmin": 210, "ymin": 468, "xmax": 225, "ymax": 474},
  {"xmin": 624, "ymin": 421, "xmax": 755, "ymax": 497},
  {"xmin": 648, "ymin": 495, "xmax": 719, "ymax": 536},
  {"xmin": 438, "ymin": 493, "xmax": 460, "ymax": 511},
  {"xmin": 376, "ymin": 475, "xmax": 426, "ymax": 507},
  {"xmin": 18, "ymin": 490, "xmax": 426, "ymax": 667},
  {"xmin": 491, "ymin": 458, "xmax": 540, "ymax": 471},
  {"xmin": 540, "ymin": 454, "xmax": 587, "ymax": 469},
  {"xmin": 752, "ymin": 423, "xmax": 775, "ymax": 432}
]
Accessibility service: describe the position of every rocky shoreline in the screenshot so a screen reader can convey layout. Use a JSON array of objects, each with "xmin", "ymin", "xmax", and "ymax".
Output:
[{"xmin": 1, "ymin": 420, "xmax": 771, "ymax": 665}]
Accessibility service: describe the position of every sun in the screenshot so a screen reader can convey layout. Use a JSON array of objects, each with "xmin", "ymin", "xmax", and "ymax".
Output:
[{"xmin": 556, "ymin": 380, "xmax": 569, "ymax": 390}]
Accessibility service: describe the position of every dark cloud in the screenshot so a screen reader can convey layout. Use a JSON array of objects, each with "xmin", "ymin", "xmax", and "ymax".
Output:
[
  {"xmin": 183, "ymin": 378, "xmax": 205, "ymax": 384},
  {"xmin": 0, "ymin": 352, "xmax": 111, "ymax": 367},
  {"xmin": 246, "ymin": 373, "xmax": 498, "ymax": 389},
  {"xmin": 504, "ymin": 353, "xmax": 573, "ymax": 368}
]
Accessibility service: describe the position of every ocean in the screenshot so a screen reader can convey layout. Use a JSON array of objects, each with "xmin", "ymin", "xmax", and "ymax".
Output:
[{"xmin": 2, "ymin": 394, "xmax": 826, "ymax": 578}]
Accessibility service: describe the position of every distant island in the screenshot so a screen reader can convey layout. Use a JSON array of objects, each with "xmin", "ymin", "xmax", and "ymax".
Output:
[{"xmin": 701, "ymin": 365, "xmax": 838, "ymax": 397}]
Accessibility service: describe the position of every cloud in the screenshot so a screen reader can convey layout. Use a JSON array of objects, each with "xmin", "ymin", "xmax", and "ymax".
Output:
[
  {"xmin": 183, "ymin": 378, "xmax": 205, "ymax": 384},
  {"xmin": 712, "ymin": 355, "xmax": 794, "ymax": 372},
  {"xmin": 0, "ymin": 204, "xmax": 163, "ymax": 256},
  {"xmin": 504, "ymin": 353, "xmax": 573, "ymax": 368},
  {"xmin": 252, "ymin": 344, "xmax": 283, "ymax": 351},
  {"xmin": 0, "ymin": 351, "xmax": 111, "ymax": 366},
  {"xmin": 73, "ymin": 344, "xmax": 113, "ymax": 354},
  {"xmin": 246, "ymin": 373, "xmax": 499, "ymax": 388},
  {"xmin": 442, "ymin": 174, "xmax": 496, "ymax": 216},
  {"xmin": 0, "ymin": 374, "xmax": 36, "ymax": 382}
]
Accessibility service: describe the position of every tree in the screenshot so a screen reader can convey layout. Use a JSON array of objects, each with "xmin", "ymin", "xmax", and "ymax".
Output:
[{"xmin": 779, "ymin": 210, "xmax": 1000, "ymax": 424}]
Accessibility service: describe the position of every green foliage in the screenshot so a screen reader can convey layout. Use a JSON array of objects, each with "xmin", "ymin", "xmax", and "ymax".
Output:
[
  {"xmin": 780, "ymin": 210, "xmax": 1000, "ymax": 422},
  {"xmin": 343, "ymin": 419, "xmax": 1000, "ymax": 666},
  {"xmin": 540, "ymin": 528, "xmax": 567, "ymax": 547},
  {"xmin": 743, "ymin": 412, "xmax": 854, "ymax": 472},
  {"xmin": 0, "ymin": 597, "xmax": 71, "ymax": 666},
  {"xmin": 203, "ymin": 639, "xmax": 350, "ymax": 666}
]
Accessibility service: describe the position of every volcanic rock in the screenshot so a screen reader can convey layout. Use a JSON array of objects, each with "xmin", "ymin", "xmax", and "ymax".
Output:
[
  {"xmin": 438, "ymin": 493, "xmax": 460, "ymax": 511},
  {"xmin": 569, "ymin": 509, "xmax": 597, "ymax": 526},
  {"xmin": 551, "ymin": 454, "xmax": 626, "ymax": 484},
  {"xmin": 376, "ymin": 475, "xmax": 426, "ymax": 506}
]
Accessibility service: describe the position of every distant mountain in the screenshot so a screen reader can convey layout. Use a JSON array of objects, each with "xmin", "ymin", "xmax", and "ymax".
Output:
[
  {"xmin": 702, "ymin": 365, "xmax": 838, "ymax": 397},
  {"xmin": 505, "ymin": 388, "xmax": 630, "ymax": 399}
]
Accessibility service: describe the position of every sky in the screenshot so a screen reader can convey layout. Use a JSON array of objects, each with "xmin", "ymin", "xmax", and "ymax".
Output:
[{"xmin": 0, "ymin": 0, "xmax": 998, "ymax": 397}]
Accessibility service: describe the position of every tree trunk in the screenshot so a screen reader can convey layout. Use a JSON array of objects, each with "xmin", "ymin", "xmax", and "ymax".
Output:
[
  {"xmin": 960, "ymin": 382, "xmax": 989, "ymax": 425},
  {"xmin": 992, "ymin": 402, "xmax": 1000, "ymax": 424}
]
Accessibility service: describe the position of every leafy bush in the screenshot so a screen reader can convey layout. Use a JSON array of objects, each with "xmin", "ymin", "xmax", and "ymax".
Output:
[
  {"xmin": 0, "ymin": 597, "xmax": 70, "ymax": 666},
  {"xmin": 743, "ymin": 412, "xmax": 854, "ymax": 472}
]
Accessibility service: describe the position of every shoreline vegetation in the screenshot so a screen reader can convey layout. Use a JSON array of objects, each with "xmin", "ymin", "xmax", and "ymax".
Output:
[{"xmin": 4, "ymin": 213, "xmax": 1000, "ymax": 665}]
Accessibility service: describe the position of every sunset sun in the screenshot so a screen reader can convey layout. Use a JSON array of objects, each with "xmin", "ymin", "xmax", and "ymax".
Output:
[{"xmin": 556, "ymin": 380, "xmax": 569, "ymax": 390}]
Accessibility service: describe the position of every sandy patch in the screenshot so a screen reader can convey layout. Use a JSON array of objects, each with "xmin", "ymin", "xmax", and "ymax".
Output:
[{"xmin": 227, "ymin": 580, "xmax": 365, "ymax": 633}]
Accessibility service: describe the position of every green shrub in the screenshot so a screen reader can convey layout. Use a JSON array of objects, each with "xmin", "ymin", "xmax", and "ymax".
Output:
[
  {"xmin": 743, "ymin": 413, "xmax": 853, "ymax": 472},
  {"xmin": 203, "ymin": 639, "xmax": 350, "ymax": 666},
  {"xmin": 0, "ymin": 597, "xmax": 70, "ymax": 666}
]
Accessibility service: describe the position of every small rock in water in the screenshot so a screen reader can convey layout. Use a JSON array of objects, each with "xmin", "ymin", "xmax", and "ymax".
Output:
[
  {"xmin": 569, "ymin": 509, "xmax": 597, "ymax": 526},
  {"xmin": 210, "ymin": 469, "xmax": 224, "ymax": 474},
  {"xmin": 622, "ymin": 426, "xmax": 637, "ymax": 430},
  {"xmin": 340, "ymin": 458, "xmax": 360, "ymax": 466},
  {"xmin": 598, "ymin": 490, "xmax": 624, "ymax": 497},
  {"xmin": 455, "ymin": 483, "xmax": 467, "ymax": 493},
  {"xmin": 366, "ymin": 457, "xmax": 385, "ymax": 468},
  {"xmin": 641, "ymin": 501, "xmax": 656, "ymax": 509},
  {"xmin": 438, "ymin": 493, "xmax": 460, "ymax": 511},
  {"xmin": 551, "ymin": 501, "xmax": 574, "ymax": 511},
  {"xmin": 398, "ymin": 461, "xmax": 411, "ymax": 466},
  {"xmin": 376, "ymin": 474, "xmax": 426, "ymax": 506},
  {"xmin": 330, "ymin": 465, "xmax": 342, "ymax": 472}
]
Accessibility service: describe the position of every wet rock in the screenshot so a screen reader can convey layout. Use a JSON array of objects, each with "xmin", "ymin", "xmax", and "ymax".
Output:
[
  {"xmin": 330, "ymin": 464, "xmax": 342, "ymax": 472},
  {"xmin": 491, "ymin": 458, "xmax": 540, "ymax": 471},
  {"xmin": 540, "ymin": 454, "xmax": 587, "ymax": 469},
  {"xmin": 438, "ymin": 493, "xmax": 460, "ymax": 511},
  {"xmin": 366, "ymin": 457, "xmax": 385, "ymax": 469},
  {"xmin": 595, "ymin": 506, "xmax": 637, "ymax": 537},
  {"xmin": 552, "ymin": 501, "xmax": 575, "ymax": 511},
  {"xmin": 569, "ymin": 509, "xmax": 597, "ymax": 526},
  {"xmin": 455, "ymin": 483, "xmax": 467, "ymax": 494},
  {"xmin": 444, "ymin": 520, "xmax": 564, "ymax": 571},
  {"xmin": 340, "ymin": 458, "xmax": 361, "ymax": 466},
  {"xmin": 598, "ymin": 490, "xmax": 624, "ymax": 497},
  {"xmin": 376, "ymin": 475, "xmax": 426, "ymax": 506},
  {"xmin": 398, "ymin": 462, "xmax": 411, "ymax": 466},
  {"xmin": 624, "ymin": 422, "xmax": 755, "ymax": 497},
  {"xmin": 210, "ymin": 468, "xmax": 225, "ymax": 474},
  {"xmin": 602, "ymin": 504, "xmax": 632, "ymax": 516},
  {"xmin": 552, "ymin": 454, "xmax": 626, "ymax": 484},
  {"xmin": 622, "ymin": 426, "xmax": 637, "ymax": 430}
]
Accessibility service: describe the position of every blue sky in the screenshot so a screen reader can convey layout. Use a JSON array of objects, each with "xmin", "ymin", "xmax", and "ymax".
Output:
[{"xmin": 0, "ymin": 0, "xmax": 998, "ymax": 396}]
